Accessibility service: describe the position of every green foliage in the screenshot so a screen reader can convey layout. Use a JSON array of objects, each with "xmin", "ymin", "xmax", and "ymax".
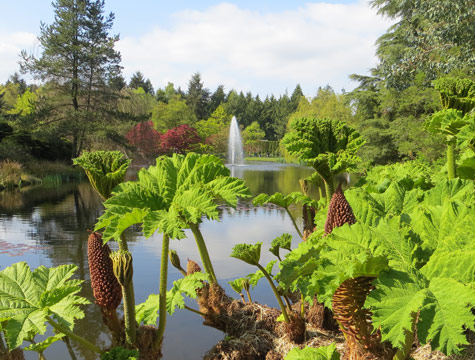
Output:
[
  {"xmin": 247, "ymin": 261, "xmax": 277, "ymax": 288},
  {"xmin": 281, "ymin": 117, "xmax": 364, "ymax": 189},
  {"xmin": 0, "ymin": 262, "xmax": 88, "ymax": 349},
  {"xmin": 20, "ymin": 0, "xmax": 122, "ymax": 158},
  {"xmin": 135, "ymin": 294, "xmax": 160, "ymax": 326},
  {"xmin": 23, "ymin": 334, "xmax": 63, "ymax": 353},
  {"xmin": 100, "ymin": 346, "xmax": 139, "ymax": 360},
  {"xmin": 425, "ymin": 109, "xmax": 470, "ymax": 143},
  {"xmin": 230, "ymin": 243, "xmax": 262, "ymax": 266},
  {"xmin": 277, "ymin": 179, "xmax": 475, "ymax": 355},
  {"xmin": 269, "ymin": 233, "xmax": 292, "ymax": 259},
  {"xmin": 361, "ymin": 160, "xmax": 434, "ymax": 192},
  {"xmin": 73, "ymin": 151, "xmax": 130, "ymax": 201},
  {"xmin": 135, "ymin": 272, "xmax": 208, "ymax": 325},
  {"xmin": 96, "ymin": 153, "xmax": 250, "ymax": 241},
  {"xmin": 253, "ymin": 191, "xmax": 315, "ymax": 208},
  {"xmin": 166, "ymin": 272, "xmax": 208, "ymax": 315},
  {"xmin": 432, "ymin": 77, "xmax": 475, "ymax": 113},
  {"xmin": 285, "ymin": 343, "xmax": 340, "ymax": 360}
]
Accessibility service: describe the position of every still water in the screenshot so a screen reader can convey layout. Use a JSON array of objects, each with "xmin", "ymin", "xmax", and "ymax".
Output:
[{"xmin": 0, "ymin": 162, "xmax": 314, "ymax": 360}]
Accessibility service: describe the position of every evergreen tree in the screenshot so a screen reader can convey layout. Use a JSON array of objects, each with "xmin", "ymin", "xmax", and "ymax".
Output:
[
  {"xmin": 129, "ymin": 71, "xmax": 154, "ymax": 95},
  {"xmin": 186, "ymin": 72, "xmax": 210, "ymax": 121},
  {"xmin": 20, "ymin": 0, "xmax": 122, "ymax": 158},
  {"xmin": 208, "ymin": 85, "xmax": 225, "ymax": 115}
]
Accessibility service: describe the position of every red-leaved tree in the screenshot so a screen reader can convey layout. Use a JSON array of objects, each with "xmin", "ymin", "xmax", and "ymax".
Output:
[
  {"xmin": 125, "ymin": 121, "xmax": 161, "ymax": 157},
  {"xmin": 159, "ymin": 125, "xmax": 202, "ymax": 155}
]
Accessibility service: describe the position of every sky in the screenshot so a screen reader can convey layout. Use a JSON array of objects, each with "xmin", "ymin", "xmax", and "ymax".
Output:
[{"xmin": 0, "ymin": 0, "xmax": 394, "ymax": 97}]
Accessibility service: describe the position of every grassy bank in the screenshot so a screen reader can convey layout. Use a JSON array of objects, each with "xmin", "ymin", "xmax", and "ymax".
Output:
[
  {"xmin": 244, "ymin": 156, "xmax": 286, "ymax": 163},
  {"xmin": 0, "ymin": 159, "xmax": 82, "ymax": 190}
]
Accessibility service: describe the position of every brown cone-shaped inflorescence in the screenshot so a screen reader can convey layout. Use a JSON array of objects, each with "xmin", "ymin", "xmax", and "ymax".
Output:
[
  {"xmin": 87, "ymin": 232, "xmax": 122, "ymax": 310},
  {"xmin": 187, "ymin": 259, "xmax": 201, "ymax": 275},
  {"xmin": 332, "ymin": 277, "xmax": 394, "ymax": 359},
  {"xmin": 324, "ymin": 183, "xmax": 356, "ymax": 235}
]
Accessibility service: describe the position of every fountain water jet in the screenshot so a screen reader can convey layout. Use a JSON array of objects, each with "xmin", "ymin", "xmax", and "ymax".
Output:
[{"xmin": 228, "ymin": 116, "xmax": 244, "ymax": 166}]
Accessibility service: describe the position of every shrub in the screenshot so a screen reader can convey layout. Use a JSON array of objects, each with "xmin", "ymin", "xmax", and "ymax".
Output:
[{"xmin": 0, "ymin": 160, "xmax": 23, "ymax": 188}]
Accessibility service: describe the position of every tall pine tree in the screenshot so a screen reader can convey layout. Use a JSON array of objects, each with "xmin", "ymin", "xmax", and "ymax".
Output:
[{"xmin": 21, "ymin": 0, "xmax": 122, "ymax": 158}]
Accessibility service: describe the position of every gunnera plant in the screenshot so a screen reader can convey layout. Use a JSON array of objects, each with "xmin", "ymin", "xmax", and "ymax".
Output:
[{"xmin": 324, "ymin": 183, "xmax": 356, "ymax": 235}]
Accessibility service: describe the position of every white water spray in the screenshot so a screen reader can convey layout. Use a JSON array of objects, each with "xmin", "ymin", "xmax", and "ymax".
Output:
[{"xmin": 228, "ymin": 116, "xmax": 244, "ymax": 165}]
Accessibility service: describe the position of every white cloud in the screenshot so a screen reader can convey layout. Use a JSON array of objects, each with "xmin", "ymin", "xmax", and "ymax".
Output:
[
  {"xmin": 0, "ymin": 32, "xmax": 37, "ymax": 81},
  {"xmin": 0, "ymin": 1, "xmax": 394, "ymax": 96},
  {"xmin": 117, "ymin": 1, "xmax": 394, "ymax": 96}
]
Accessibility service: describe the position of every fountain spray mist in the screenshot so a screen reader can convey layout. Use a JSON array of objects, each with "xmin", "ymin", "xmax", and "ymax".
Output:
[{"xmin": 228, "ymin": 116, "xmax": 244, "ymax": 165}]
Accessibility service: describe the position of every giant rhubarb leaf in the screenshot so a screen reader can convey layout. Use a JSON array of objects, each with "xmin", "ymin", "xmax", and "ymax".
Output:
[{"xmin": 0, "ymin": 262, "xmax": 88, "ymax": 349}]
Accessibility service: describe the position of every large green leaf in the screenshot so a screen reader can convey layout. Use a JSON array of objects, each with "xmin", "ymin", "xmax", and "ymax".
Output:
[
  {"xmin": 73, "ymin": 151, "xmax": 130, "ymax": 201},
  {"xmin": 281, "ymin": 117, "xmax": 365, "ymax": 180},
  {"xmin": 135, "ymin": 294, "xmax": 160, "ymax": 326},
  {"xmin": 366, "ymin": 270, "xmax": 428, "ymax": 350},
  {"xmin": 96, "ymin": 153, "xmax": 250, "ymax": 240},
  {"xmin": 285, "ymin": 343, "xmax": 340, "ymax": 360},
  {"xmin": 230, "ymin": 243, "xmax": 262, "ymax": 266},
  {"xmin": 0, "ymin": 262, "xmax": 87, "ymax": 349},
  {"xmin": 166, "ymin": 272, "xmax": 209, "ymax": 315},
  {"xmin": 269, "ymin": 233, "xmax": 292, "ymax": 259},
  {"xmin": 417, "ymin": 277, "xmax": 475, "ymax": 355}
]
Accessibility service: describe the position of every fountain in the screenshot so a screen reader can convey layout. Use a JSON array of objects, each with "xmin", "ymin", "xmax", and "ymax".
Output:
[{"xmin": 228, "ymin": 116, "xmax": 245, "ymax": 166}]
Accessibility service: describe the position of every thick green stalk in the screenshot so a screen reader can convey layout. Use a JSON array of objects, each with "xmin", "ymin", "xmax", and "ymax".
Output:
[
  {"xmin": 256, "ymin": 263, "xmax": 290, "ymax": 323},
  {"xmin": 285, "ymin": 208, "xmax": 303, "ymax": 239},
  {"xmin": 117, "ymin": 237, "xmax": 136, "ymax": 346},
  {"xmin": 323, "ymin": 178, "xmax": 335, "ymax": 204},
  {"xmin": 112, "ymin": 245, "xmax": 136, "ymax": 346},
  {"xmin": 447, "ymin": 141, "xmax": 457, "ymax": 179},
  {"xmin": 245, "ymin": 289, "xmax": 253, "ymax": 303},
  {"xmin": 189, "ymin": 223, "xmax": 218, "ymax": 284},
  {"xmin": 47, "ymin": 318, "xmax": 102, "ymax": 354},
  {"xmin": 122, "ymin": 272, "xmax": 136, "ymax": 345},
  {"xmin": 153, "ymin": 233, "xmax": 170, "ymax": 352}
]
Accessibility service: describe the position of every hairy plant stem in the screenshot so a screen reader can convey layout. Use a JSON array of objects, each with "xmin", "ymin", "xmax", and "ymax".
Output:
[
  {"xmin": 189, "ymin": 223, "xmax": 217, "ymax": 284},
  {"xmin": 323, "ymin": 178, "xmax": 335, "ymax": 204},
  {"xmin": 184, "ymin": 305, "xmax": 207, "ymax": 317},
  {"xmin": 245, "ymin": 289, "xmax": 253, "ymax": 303},
  {"xmin": 300, "ymin": 294, "xmax": 305, "ymax": 319},
  {"xmin": 153, "ymin": 234, "xmax": 170, "ymax": 352},
  {"xmin": 63, "ymin": 336, "xmax": 78, "ymax": 360},
  {"xmin": 46, "ymin": 317, "xmax": 102, "ymax": 354},
  {"xmin": 283, "ymin": 294, "xmax": 293, "ymax": 313},
  {"xmin": 118, "ymin": 236, "xmax": 136, "ymax": 346},
  {"xmin": 447, "ymin": 141, "xmax": 456, "ymax": 179},
  {"xmin": 256, "ymin": 263, "xmax": 290, "ymax": 323},
  {"xmin": 285, "ymin": 208, "xmax": 303, "ymax": 239}
]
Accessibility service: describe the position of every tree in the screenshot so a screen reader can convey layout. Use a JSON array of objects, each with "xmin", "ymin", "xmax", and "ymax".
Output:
[
  {"xmin": 208, "ymin": 85, "xmax": 226, "ymax": 115},
  {"xmin": 242, "ymin": 121, "xmax": 265, "ymax": 155},
  {"xmin": 159, "ymin": 124, "xmax": 202, "ymax": 155},
  {"xmin": 20, "ymin": 0, "xmax": 122, "ymax": 158},
  {"xmin": 186, "ymin": 72, "xmax": 210, "ymax": 121},
  {"xmin": 370, "ymin": 0, "xmax": 474, "ymax": 89},
  {"xmin": 125, "ymin": 121, "xmax": 160, "ymax": 158},
  {"xmin": 129, "ymin": 71, "xmax": 154, "ymax": 95},
  {"xmin": 152, "ymin": 95, "xmax": 197, "ymax": 132}
]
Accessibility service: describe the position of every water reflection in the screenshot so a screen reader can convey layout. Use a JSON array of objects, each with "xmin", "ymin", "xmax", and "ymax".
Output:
[{"xmin": 0, "ymin": 162, "xmax": 316, "ymax": 360}]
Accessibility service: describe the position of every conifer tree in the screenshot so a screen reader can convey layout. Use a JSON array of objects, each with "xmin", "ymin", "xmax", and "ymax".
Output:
[{"xmin": 21, "ymin": 0, "xmax": 122, "ymax": 158}]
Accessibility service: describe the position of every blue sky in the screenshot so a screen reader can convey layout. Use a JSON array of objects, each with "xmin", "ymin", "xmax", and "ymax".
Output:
[{"xmin": 0, "ymin": 0, "xmax": 394, "ymax": 96}]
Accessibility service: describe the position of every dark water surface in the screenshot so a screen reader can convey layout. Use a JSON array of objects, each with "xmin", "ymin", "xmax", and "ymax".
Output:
[{"xmin": 0, "ymin": 162, "xmax": 314, "ymax": 360}]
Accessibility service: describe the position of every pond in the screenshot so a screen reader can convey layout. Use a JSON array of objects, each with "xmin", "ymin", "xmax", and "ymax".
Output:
[{"xmin": 0, "ymin": 162, "xmax": 315, "ymax": 360}]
